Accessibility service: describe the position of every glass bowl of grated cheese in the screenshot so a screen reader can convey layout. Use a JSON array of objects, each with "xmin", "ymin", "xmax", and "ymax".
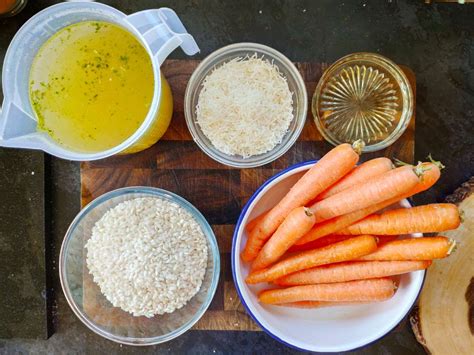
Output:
[{"xmin": 185, "ymin": 43, "xmax": 308, "ymax": 168}]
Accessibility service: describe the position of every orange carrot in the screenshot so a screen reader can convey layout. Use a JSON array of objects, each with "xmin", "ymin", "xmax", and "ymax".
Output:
[
  {"xmin": 274, "ymin": 260, "xmax": 431, "ymax": 286},
  {"xmin": 288, "ymin": 235, "xmax": 356, "ymax": 252},
  {"xmin": 376, "ymin": 235, "xmax": 400, "ymax": 244},
  {"xmin": 249, "ymin": 165, "xmax": 420, "ymax": 267},
  {"xmin": 245, "ymin": 211, "xmax": 269, "ymax": 233},
  {"xmin": 241, "ymin": 143, "xmax": 361, "ymax": 262},
  {"xmin": 358, "ymin": 237, "xmax": 455, "ymax": 261},
  {"xmin": 316, "ymin": 157, "xmax": 393, "ymax": 201},
  {"xmin": 278, "ymin": 301, "xmax": 373, "ymax": 308},
  {"xmin": 338, "ymin": 203, "xmax": 461, "ymax": 235},
  {"xmin": 251, "ymin": 207, "xmax": 316, "ymax": 271},
  {"xmin": 259, "ymin": 278, "xmax": 396, "ymax": 304},
  {"xmin": 288, "ymin": 234, "xmax": 398, "ymax": 253},
  {"xmin": 296, "ymin": 161, "xmax": 442, "ymax": 246},
  {"xmin": 246, "ymin": 235, "xmax": 377, "ymax": 284},
  {"xmin": 296, "ymin": 207, "xmax": 387, "ymax": 246},
  {"xmin": 309, "ymin": 165, "xmax": 420, "ymax": 222}
]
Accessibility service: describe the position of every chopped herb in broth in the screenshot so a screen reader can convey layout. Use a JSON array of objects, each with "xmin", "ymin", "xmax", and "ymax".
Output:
[{"xmin": 29, "ymin": 21, "xmax": 154, "ymax": 152}]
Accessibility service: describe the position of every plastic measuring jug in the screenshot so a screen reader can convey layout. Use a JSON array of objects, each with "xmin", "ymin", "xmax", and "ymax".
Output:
[{"xmin": 0, "ymin": 2, "xmax": 199, "ymax": 161}]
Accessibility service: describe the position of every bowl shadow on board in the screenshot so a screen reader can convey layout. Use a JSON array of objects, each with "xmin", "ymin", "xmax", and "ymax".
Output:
[{"xmin": 231, "ymin": 160, "xmax": 425, "ymax": 353}]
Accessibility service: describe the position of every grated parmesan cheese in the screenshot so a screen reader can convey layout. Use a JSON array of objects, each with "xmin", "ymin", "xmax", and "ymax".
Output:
[{"xmin": 196, "ymin": 55, "xmax": 294, "ymax": 158}]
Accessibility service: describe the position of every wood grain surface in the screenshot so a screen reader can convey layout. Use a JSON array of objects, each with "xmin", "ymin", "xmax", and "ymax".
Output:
[
  {"xmin": 80, "ymin": 59, "xmax": 416, "ymax": 331},
  {"xmin": 411, "ymin": 177, "xmax": 474, "ymax": 354}
]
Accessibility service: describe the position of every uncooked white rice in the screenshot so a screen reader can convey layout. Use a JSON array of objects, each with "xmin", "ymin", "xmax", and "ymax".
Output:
[{"xmin": 85, "ymin": 197, "xmax": 208, "ymax": 318}]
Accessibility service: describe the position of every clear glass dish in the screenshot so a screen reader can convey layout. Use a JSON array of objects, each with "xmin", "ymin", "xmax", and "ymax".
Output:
[
  {"xmin": 59, "ymin": 187, "xmax": 220, "ymax": 346},
  {"xmin": 184, "ymin": 43, "xmax": 308, "ymax": 168},
  {"xmin": 312, "ymin": 53, "xmax": 414, "ymax": 152}
]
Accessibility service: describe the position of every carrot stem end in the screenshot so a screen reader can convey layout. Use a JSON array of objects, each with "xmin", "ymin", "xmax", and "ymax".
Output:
[
  {"xmin": 447, "ymin": 239, "xmax": 457, "ymax": 255},
  {"xmin": 352, "ymin": 139, "xmax": 365, "ymax": 155},
  {"xmin": 427, "ymin": 154, "xmax": 445, "ymax": 170}
]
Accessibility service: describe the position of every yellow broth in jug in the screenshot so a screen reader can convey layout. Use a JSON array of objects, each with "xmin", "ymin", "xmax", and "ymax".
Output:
[{"xmin": 29, "ymin": 21, "xmax": 155, "ymax": 152}]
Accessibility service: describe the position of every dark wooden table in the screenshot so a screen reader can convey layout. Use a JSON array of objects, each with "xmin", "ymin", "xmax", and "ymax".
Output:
[{"xmin": 1, "ymin": 1, "xmax": 473, "ymax": 353}]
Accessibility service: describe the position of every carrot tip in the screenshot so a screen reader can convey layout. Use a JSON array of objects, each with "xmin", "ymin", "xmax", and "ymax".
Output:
[{"xmin": 352, "ymin": 139, "xmax": 365, "ymax": 155}]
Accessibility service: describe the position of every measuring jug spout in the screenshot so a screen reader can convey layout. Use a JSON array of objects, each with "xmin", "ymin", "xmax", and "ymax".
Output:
[
  {"xmin": 0, "ymin": 100, "xmax": 43, "ymax": 149},
  {"xmin": 126, "ymin": 8, "xmax": 200, "ymax": 65}
]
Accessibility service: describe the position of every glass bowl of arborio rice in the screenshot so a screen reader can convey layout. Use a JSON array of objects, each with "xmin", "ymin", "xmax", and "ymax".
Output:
[
  {"xmin": 185, "ymin": 42, "xmax": 308, "ymax": 168},
  {"xmin": 59, "ymin": 187, "xmax": 220, "ymax": 345}
]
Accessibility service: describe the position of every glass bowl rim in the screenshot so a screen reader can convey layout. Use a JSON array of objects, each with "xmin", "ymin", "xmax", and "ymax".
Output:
[
  {"xmin": 312, "ymin": 52, "xmax": 414, "ymax": 153},
  {"xmin": 184, "ymin": 42, "xmax": 308, "ymax": 168},
  {"xmin": 59, "ymin": 186, "xmax": 221, "ymax": 346}
]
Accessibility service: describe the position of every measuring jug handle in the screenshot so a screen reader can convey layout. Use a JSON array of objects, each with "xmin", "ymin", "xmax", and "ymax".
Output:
[{"xmin": 126, "ymin": 8, "xmax": 199, "ymax": 65}]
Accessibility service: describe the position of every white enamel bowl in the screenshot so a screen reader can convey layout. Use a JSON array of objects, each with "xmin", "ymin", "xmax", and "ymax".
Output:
[{"xmin": 231, "ymin": 160, "xmax": 424, "ymax": 352}]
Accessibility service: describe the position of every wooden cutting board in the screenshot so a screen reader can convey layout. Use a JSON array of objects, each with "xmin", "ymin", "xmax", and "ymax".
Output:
[{"xmin": 80, "ymin": 59, "xmax": 416, "ymax": 331}]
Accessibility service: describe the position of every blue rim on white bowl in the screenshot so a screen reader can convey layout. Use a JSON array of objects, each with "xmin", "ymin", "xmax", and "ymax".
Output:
[
  {"xmin": 60, "ymin": 186, "xmax": 220, "ymax": 346},
  {"xmin": 231, "ymin": 161, "xmax": 425, "ymax": 352}
]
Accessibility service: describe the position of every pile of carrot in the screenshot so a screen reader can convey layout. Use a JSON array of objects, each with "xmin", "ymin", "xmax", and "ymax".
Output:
[{"xmin": 242, "ymin": 143, "xmax": 461, "ymax": 307}]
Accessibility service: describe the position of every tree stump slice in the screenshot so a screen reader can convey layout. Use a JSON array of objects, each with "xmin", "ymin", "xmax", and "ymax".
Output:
[{"xmin": 411, "ymin": 177, "xmax": 474, "ymax": 354}]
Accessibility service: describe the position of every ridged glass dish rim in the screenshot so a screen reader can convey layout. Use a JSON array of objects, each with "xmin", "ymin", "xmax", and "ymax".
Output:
[
  {"xmin": 184, "ymin": 42, "xmax": 308, "ymax": 168},
  {"xmin": 59, "ymin": 186, "xmax": 220, "ymax": 346},
  {"xmin": 312, "ymin": 52, "xmax": 414, "ymax": 153}
]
